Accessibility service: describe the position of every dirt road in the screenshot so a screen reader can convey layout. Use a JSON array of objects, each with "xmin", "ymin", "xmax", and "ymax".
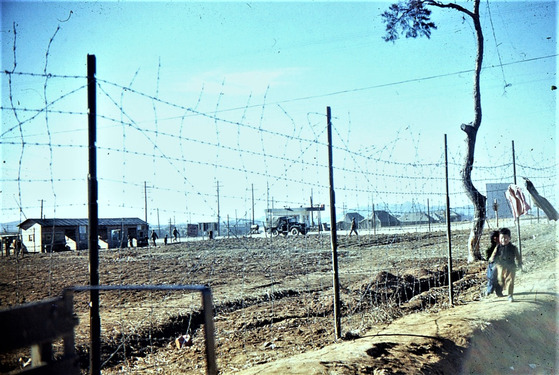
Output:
[{"xmin": 239, "ymin": 253, "xmax": 558, "ymax": 374}]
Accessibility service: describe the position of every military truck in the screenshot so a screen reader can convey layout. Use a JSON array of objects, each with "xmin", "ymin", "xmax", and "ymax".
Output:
[{"xmin": 267, "ymin": 216, "xmax": 307, "ymax": 236}]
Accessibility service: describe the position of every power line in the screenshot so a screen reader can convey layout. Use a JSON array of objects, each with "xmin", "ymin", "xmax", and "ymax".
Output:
[
  {"xmin": 486, "ymin": 0, "xmax": 510, "ymax": 93},
  {"xmin": 127, "ymin": 53, "xmax": 559, "ymax": 121}
]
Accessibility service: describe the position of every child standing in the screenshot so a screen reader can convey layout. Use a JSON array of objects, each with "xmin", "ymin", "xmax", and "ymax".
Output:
[
  {"xmin": 485, "ymin": 230, "xmax": 503, "ymax": 297},
  {"xmin": 489, "ymin": 227, "xmax": 522, "ymax": 302}
]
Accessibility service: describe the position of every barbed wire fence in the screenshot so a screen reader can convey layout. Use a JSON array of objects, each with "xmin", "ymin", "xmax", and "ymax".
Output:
[{"xmin": 1, "ymin": 27, "xmax": 557, "ymax": 374}]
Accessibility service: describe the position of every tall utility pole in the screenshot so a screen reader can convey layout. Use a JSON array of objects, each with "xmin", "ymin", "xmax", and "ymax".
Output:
[
  {"xmin": 251, "ymin": 183, "xmax": 255, "ymax": 226},
  {"xmin": 87, "ymin": 54, "xmax": 101, "ymax": 375},
  {"xmin": 144, "ymin": 181, "xmax": 148, "ymax": 225},
  {"xmin": 512, "ymin": 140, "xmax": 522, "ymax": 264},
  {"xmin": 444, "ymin": 134, "xmax": 454, "ymax": 306},
  {"xmin": 227, "ymin": 214, "xmax": 230, "ymax": 238},
  {"xmin": 39, "ymin": 199, "xmax": 43, "ymax": 219},
  {"xmin": 216, "ymin": 181, "xmax": 220, "ymax": 237},
  {"xmin": 157, "ymin": 208, "xmax": 161, "ymax": 236},
  {"xmin": 310, "ymin": 189, "xmax": 314, "ymax": 227},
  {"xmin": 327, "ymin": 106, "xmax": 341, "ymax": 339},
  {"xmin": 371, "ymin": 194, "xmax": 375, "ymax": 235},
  {"xmin": 427, "ymin": 198, "xmax": 431, "ymax": 232},
  {"xmin": 372, "ymin": 202, "xmax": 376, "ymax": 235},
  {"xmin": 266, "ymin": 182, "xmax": 270, "ymax": 237}
]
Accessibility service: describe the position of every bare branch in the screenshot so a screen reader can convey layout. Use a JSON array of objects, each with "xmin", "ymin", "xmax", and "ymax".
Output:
[{"xmin": 424, "ymin": 0, "xmax": 474, "ymax": 18}]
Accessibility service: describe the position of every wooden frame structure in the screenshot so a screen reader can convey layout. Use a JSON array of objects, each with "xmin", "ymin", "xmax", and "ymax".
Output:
[{"xmin": 0, "ymin": 290, "xmax": 79, "ymax": 374}]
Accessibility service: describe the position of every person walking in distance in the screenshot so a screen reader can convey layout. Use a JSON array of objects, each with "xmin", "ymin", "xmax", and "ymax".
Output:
[
  {"xmin": 489, "ymin": 227, "xmax": 522, "ymax": 302},
  {"xmin": 151, "ymin": 230, "xmax": 158, "ymax": 247},
  {"xmin": 173, "ymin": 227, "xmax": 179, "ymax": 242},
  {"xmin": 349, "ymin": 217, "xmax": 358, "ymax": 236}
]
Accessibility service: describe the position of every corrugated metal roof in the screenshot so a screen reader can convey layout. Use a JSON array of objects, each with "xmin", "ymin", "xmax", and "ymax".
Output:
[
  {"xmin": 397, "ymin": 212, "xmax": 434, "ymax": 223},
  {"xmin": 344, "ymin": 212, "xmax": 364, "ymax": 223},
  {"xmin": 373, "ymin": 210, "xmax": 400, "ymax": 225},
  {"xmin": 19, "ymin": 218, "xmax": 147, "ymax": 229},
  {"xmin": 98, "ymin": 218, "xmax": 147, "ymax": 226}
]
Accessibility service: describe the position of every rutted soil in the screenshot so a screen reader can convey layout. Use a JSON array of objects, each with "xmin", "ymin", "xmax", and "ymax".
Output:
[{"xmin": 0, "ymin": 222, "xmax": 556, "ymax": 374}]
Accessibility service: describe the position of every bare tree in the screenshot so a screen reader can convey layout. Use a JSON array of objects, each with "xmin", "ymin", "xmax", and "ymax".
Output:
[{"xmin": 382, "ymin": 0, "xmax": 485, "ymax": 262}]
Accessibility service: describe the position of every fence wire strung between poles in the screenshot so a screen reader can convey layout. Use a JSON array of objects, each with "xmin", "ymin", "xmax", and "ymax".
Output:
[{"xmin": 1, "ymin": 54, "xmax": 557, "ymax": 374}]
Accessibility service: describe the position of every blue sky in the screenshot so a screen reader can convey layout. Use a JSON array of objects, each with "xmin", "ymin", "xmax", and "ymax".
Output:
[{"xmin": 1, "ymin": 1, "xmax": 556, "ymax": 226}]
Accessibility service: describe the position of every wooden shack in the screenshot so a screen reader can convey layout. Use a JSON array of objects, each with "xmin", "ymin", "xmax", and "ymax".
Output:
[{"xmin": 18, "ymin": 218, "xmax": 149, "ymax": 252}]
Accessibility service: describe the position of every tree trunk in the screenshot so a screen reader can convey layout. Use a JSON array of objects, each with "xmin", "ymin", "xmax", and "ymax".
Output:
[
  {"xmin": 460, "ymin": 0, "xmax": 485, "ymax": 262},
  {"xmin": 461, "ymin": 128, "xmax": 486, "ymax": 262},
  {"xmin": 385, "ymin": 0, "xmax": 488, "ymax": 261}
]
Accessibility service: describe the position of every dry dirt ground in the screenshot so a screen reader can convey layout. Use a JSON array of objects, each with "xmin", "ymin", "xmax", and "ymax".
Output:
[
  {"xmin": 0, "ymin": 221, "xmax": 557, "ymax": 374},
  {"xmin": 239, "ymin": 246, "xmax": 558, "ymax": 375}
]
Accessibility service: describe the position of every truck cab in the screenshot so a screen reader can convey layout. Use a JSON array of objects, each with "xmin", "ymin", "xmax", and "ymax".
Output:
[{"xmin": 267, "ymin": 216, "xmax": 307, "ymax": 236}]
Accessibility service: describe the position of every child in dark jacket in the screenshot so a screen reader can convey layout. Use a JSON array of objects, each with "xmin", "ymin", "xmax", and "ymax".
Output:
[{"xmin": 489, "ymin": 228, "xmax": 522, "ymax": 302}]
